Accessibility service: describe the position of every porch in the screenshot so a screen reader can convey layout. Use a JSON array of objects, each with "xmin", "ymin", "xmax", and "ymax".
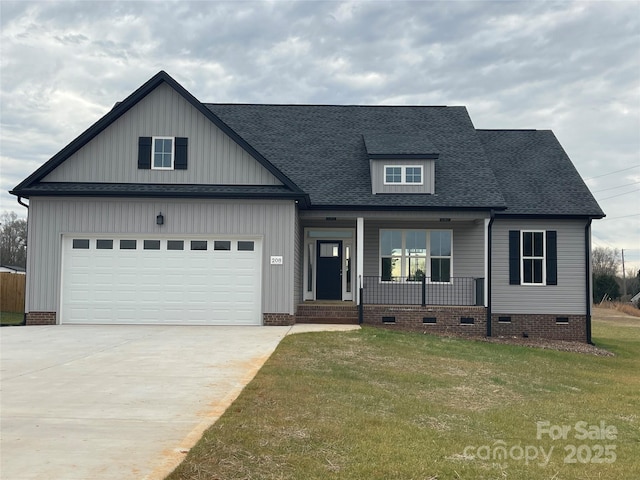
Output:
[{"xmin": 298, "ymin": 210, "xmax": 491, "ymax": 310}]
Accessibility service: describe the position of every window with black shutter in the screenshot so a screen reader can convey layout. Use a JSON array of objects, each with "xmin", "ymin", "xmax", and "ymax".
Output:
[
  {"xmin": 509, "ymin": 229, "xmax": 557, "ymax": 286},
  {"xmin": 138, "ymin": 136, "xmax": 188, "ymax": 170}
]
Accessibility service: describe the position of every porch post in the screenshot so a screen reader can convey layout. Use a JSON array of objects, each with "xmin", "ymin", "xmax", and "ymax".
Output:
[
  {"xmin": 357, "ymin": 217, "xmax": 364, "ymax": 305},
  {"xmin": 484, "ymin": 217, "xmax": 490, "ymax": 307}
]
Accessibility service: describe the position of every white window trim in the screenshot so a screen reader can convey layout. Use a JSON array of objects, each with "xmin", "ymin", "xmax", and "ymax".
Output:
[
  {"xmin": 379, "ymin": 229, "xmax": 453, "ymax": 283},
  {"xmin": 383, "ymin": 165, "xmax": 424, "ymax": 185},
  {"xmin": 520, "ymin": 230, "xmax": 546, "ymax": 286},
  {"xmin": 152, "ymin": 136, "xmax": 175, "ymax": 170}
]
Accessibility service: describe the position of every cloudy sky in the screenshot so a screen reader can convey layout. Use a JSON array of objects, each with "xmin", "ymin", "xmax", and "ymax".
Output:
[{"xmin": 1, "ymin": 0, "xmax": 639, "ymax": 274}]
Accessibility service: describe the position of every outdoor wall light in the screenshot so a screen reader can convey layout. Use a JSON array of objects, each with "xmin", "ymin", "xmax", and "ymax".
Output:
[{"xmin": 156, "ymin": 212, "xmax": 164, "ymax": 225}]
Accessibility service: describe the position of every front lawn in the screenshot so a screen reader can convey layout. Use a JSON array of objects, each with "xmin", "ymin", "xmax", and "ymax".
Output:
[{"xmin": 167, "ymin": 310, "xmax": 640, "ymax": 479}]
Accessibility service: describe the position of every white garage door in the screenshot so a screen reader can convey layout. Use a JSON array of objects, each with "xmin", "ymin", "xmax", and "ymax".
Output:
[{"xmin": 61, "ymin": 236, "xmax": 262, "ymax": 325}]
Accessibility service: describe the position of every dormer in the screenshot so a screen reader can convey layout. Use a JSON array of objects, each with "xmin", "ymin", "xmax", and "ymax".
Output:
[{"xmin": 364, "ymin": 134, "xmax": 438, "ymax": 195}]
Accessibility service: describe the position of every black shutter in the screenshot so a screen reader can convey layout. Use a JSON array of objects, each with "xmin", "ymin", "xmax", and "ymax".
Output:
[
  {"xmin": 546, "ymin": 230, "xmax": 557, "ymax": 285},
  {"xmin": 509, "ymin": 230, "xmax": 520, "ymax": 285},
  {"xmin": 175, "ymin": 137, "xmax": 188, "ymax": 170},
  {"xmin": 138, "ymin": 137, "xmax": 152, "ymax": 169}
]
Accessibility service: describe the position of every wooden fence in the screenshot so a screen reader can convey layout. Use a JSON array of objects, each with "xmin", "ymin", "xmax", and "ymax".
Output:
[{"xmin": 1, "ymin": 272, "xmax": 26, "ymax": 312}]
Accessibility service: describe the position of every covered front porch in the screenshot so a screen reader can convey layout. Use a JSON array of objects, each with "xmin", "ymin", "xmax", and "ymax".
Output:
[{"xmin": 297, "ymin": 210, "xmax": 491, "ymax": 327}]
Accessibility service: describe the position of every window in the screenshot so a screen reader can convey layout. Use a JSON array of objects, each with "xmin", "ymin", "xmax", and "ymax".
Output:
[
  {"xmin": 522, "ymin": 231, "xmax": 544, "ymax": 284},
  {"xmin": 320, "ymin": 243, "xmax": 339, "ymax": 257},
  {"xmin": 167, "ymin": 240, "xmax": 184, "ymax": 250},
  {"xmin": 430, "ymin": 231, "xmax": 452, "ymax": 282},
  {"xmin": 152, "ymin": 137, "xmax": 174, "ymax": 169},
  {"xmin": 144, "ymin": 240, "xmax": 161, "ymax": 250},
  {"xmin": 238, "ymin": 241, "xmax": 254, "ymax": 251},
  {"xmin": 190, "ymin": 240, "xmax": 207, "ymax": 251},
  {"xmin": 96, "ymin": 239, "xmax": 113, "ymax": 250},
  {"xmin": 119, "ymin": 240, "xmax": 137, "ymax": 250},
  {"xmin": 385, "ymin": 166, "xmax": 402, "ymax": 183},
  {"xmin": 72, "ymin": 239, "xmax": 90, "ymax": 249},
  {"xmin": 384, "ymin": 166, "xmax": 423, "ymax": 185},
  {"xmin": 380, "ymin": 230, "xmax": 451, "ymax": 282},
  {"xmin": 139, "ymin": 137, "xmax": 188, "ymax": 170},
  {"xmin": 405, "ymin": 167, "xmax": 422, "ymax": 183},
  {"xmin": 509, "ymin": 230, "xmax": 557, "ymax": 286},
  {"xmin": 214, "ymin": 241, "xmax": 231, "ymax": 251}
]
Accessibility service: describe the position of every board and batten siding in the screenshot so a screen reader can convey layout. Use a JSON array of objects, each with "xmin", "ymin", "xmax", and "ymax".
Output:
[
  {"xmin": 42, "ymin": 83, "xmax": 282, "ymax": 186},
  {"xmin": 363, "ymin": 219, "xmax": 485, "ymax": 278},
  {"xmin": 370, "ymin": 159, "xmax": 435, "ymax": 194},
  {"xmin": 26, "ymin": 197, "xmax": 296, "ymax": 317},
  {"xmin": 491, "ymin": 218, "xmax": 588, "ymax": 315}
]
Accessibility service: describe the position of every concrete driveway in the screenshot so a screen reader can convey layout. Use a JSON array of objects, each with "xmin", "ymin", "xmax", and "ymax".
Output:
[{"xmin": 0, "ymin": 324, "xmax": 358, "ymax": 480}]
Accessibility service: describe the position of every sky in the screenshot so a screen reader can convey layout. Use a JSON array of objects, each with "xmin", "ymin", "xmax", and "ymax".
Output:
[{"xmin": 1, "ymin": 0, "xmax": 639, "ymax": 275}]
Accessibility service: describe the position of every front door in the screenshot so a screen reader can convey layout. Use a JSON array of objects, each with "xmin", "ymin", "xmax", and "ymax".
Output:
[{"xmin": 316, "ymin": 240, "xmax": 342, "ymax": 300}]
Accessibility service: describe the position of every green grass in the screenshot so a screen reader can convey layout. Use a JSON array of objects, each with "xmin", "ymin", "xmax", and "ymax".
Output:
[
  {"xmin": 0, "ymin": 311, "xmax": 24, "ymax": 326},
  {"xmin": 167, "ymin": 315, "xmax": 640, "ymax": 480}
]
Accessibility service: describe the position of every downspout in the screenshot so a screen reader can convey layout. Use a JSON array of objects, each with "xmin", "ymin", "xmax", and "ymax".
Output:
[
  {"xmin": 585, "ymin": 219, "xmax": 593, "ymax": 345},
  {"xmin": 17, "ymin": 197, "xmax": 29, "ymax": 326},
  {"xmin": 486, "ymin": 210, "xmax": 495, "ymax": 338}
]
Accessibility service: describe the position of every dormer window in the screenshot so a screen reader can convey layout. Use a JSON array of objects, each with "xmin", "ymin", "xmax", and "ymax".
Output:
[
  {"xmin": 384, "ymin": 165, "xmax": 423, "ymax": 185},
  {"xmin": 364, "ymin": 134, "xmax": 437, "ymax": 194}
]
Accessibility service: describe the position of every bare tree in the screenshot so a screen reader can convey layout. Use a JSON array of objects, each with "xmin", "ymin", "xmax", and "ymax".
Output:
[
  {"xmin": 592, "ymin": 246, "xmax": 620, "ymax": 277},
  {"xmin": 0, "ymin": 212, "xmax": 27, "ymax": 268}
]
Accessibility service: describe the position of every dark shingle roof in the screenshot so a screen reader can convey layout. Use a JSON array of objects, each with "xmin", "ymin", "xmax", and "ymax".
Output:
[
  {"xmin": 207, "ymin": 104, "xmax": 506, "ymax": 209},
  {"xmin": 363, "ymin": 133, "xmax": 439, "ymax": 157},
  {"xmin": 11, "ymin": 72, "xmax": 603, "ymax": 217},
  {"xmin": 477, "ymin": 130, "xmax": 604, "ymax": 217}
]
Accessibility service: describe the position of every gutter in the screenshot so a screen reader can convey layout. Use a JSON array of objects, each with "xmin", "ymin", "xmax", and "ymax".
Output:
[
  {"xmin": 486, "ymin": 210, "xmax": 495, "ymax": 337},
  {"xmin": 585, "ymin": 219, "xmax": 593, "ymax": 345},
  {"xmin": 17, "ymin": 197, "xmax": 29, "ymax": 209}
]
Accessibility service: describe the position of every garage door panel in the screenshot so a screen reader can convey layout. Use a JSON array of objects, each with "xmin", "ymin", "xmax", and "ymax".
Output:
[{"xmin": 62, "ymin": 236, "xmax": 262, "ymax": 325}]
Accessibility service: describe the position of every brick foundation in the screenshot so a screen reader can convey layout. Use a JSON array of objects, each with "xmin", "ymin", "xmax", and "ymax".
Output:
[
  {"xmin": 25, "ymin": 311, "xmax": 57, "ymax": 325},
  {"xmin": 491, "ymin": 314, "xmax": 587, "ymax": 342},
  {"xmin": 263, "ymin": 313, "xmax": 296, "ymax": 326},
  {"xmin": 295, "ymin": 303, "xmax": 359, "ymax": 324},
  {"xmin": 363, "ymin": 305, "xmax": 487, "ymax": 336},
  {"xmin": 362, "ymin": 306, "xmax": 588, "ymax": 343}
]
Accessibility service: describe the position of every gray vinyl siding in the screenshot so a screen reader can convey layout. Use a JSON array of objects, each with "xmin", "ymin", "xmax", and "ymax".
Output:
[
  {"xmin": 26, "ymin": 197, "xmax": 296, "ymax": 317},
  {"xmin": 42, "ymin": 83, "xmax": 282, "ymax": 186},
  {"xmin": 491, "ymin": 218, "xmax": 588, "ymax": 315},
  {"xmin": 370, "ymin": 159, "xmax": 435, "ymax": 194},
  {"xmin": 362, "ymin": 219, "xmax": 485, "ymax": 305}
]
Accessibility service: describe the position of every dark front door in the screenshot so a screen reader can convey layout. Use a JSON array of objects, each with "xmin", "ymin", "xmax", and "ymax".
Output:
[{"xmin": 316, "ymin": 240, "xmax": 342, "ymax": 300}]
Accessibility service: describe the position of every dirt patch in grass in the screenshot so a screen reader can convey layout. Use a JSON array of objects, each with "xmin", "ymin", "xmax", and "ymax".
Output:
[{"xmin": 478, "ymin": 336, "xmax": 614, "ymax": 355}]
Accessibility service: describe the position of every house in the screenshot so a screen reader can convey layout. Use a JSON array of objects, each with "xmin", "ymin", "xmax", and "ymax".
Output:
[
  {"xmin": 10, "ymin": 71, "xmax": 604, "ymax": 342},
  {"xmin": 631, "ymin": 291, "xmax": 640, "ymax": 308}
]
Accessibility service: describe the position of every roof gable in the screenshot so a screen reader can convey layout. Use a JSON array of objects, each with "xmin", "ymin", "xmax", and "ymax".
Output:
[{"xmin": 12, "ymin": 71, "xmax": 303, "ymax": 196}]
